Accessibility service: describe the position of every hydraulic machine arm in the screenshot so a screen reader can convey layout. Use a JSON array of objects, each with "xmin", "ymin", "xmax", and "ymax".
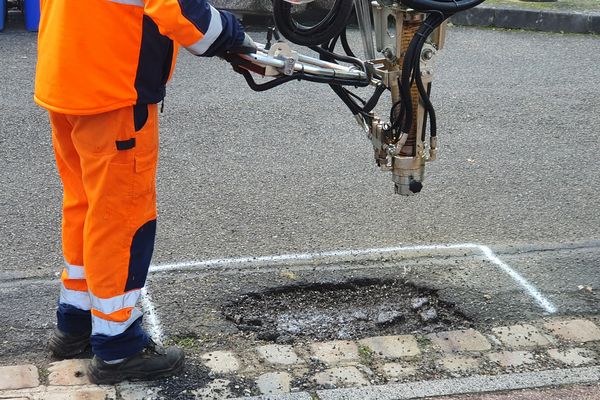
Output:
[{"xmin": 226, "ymin": 0, "xmax": 485, "ymax": 195}]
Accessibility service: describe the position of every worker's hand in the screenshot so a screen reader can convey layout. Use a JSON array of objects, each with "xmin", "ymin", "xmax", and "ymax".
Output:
[{"xmin": 229, "ymin": 33, "xmax": 257, "ymax": 54}]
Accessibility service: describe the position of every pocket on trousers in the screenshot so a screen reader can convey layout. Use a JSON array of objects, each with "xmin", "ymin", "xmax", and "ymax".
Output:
[
  {"xmin": 133, "ymin": 150, "xmax": 157, "ymax": 203},
  {"xmin": 135, "ymin": 150, "xmax": 156, "ymax": 173}
]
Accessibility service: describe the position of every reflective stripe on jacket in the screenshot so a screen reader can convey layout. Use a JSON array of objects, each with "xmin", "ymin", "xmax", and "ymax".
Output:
[{"xmin": 34, "ymin": 0, "xmax": 244, "ymax": 115}]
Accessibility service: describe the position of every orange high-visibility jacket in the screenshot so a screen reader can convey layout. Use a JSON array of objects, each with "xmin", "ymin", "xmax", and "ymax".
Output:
[{"xmin": 35, "ymin": 0, "xmax": 244, "ymax": 115}]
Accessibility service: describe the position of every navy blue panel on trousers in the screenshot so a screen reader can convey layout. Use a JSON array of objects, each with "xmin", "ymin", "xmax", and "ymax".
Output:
[
  {"xmin": 134, "ymin": 16, "xmax": 174, "ymax": 104},
  {"xmin": 125, "ymin": 219, "xmax": 156, "ymax": 292},
  {"xmin": 57, "ymin": 303, "xmax": 92, "ymax": 335},
  {"xmin": 91, "ymin": 316, "xmax": 148, "ymax": 361}
]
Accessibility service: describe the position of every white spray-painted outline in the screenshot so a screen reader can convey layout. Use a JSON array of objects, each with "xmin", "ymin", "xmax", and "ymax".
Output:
[
  {"xmin": 479, "ymin": 245, "xmax": 557, "ymax": 314},
  {"xmin": 140, "ymin": 243, "xmax": 557, "ymax": 343},
  {"xmin": 140, "ymin": 286, "xmax": 164, "ymax": 345},
  {"xmin": 148, "ymin": 243, "xmax": 481, "ymax": 273}
]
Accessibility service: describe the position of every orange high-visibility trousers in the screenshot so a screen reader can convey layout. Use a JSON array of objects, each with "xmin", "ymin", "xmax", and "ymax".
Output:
[{"xmin": 50, "ymin": 104, "xmax": 158, "ymax": 361}]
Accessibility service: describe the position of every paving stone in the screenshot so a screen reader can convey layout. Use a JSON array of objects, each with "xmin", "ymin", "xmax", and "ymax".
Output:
[
  {"xmin": 491, "ymin": 324, "xmax": 554, "ymax": 349},
  {"xmin": 358, "ymin": 335, "xmax": 420, "ymax": 359},
  {"xmin": 0, "ymin": 365, "xmax": 39, "ymax": 390},
  {"xmin": 381, "ymin": 363, "xmax": 417, "ymax": 379},
  {"xmin": 427, "ymin": 329, "xmax": 491, "ymax": 353},
  {"xmin": 356, "ymin": 364, "xmax": 376, "ymax": 380},
  {"xmin": 313, "ymin": 366, "xmax": 369, "ymax": 389},
  {"xmin": 43, "ymin": 386, "xmax": 117, "ymax": 400},
  {"xmin": 256, "ymin": 372, "xmax": 291, "ymax": 395},
  {"xmin": 438, "ymin": 355, "xmax": 482, "ymax": 373},
  {"xmin": 117, "ymin": 383, "xmax": 162, "ymax": 400},
  {"xmin": 544, "ymin": 319, "xmax": 600, "ymax": 343},
  {"xmin": 310, "ymin": 341, "xmax": 360, "ymax": 365},
  {"xmin": 48, "ymin": 359, "xmax": 91, "ymax": 386},
  {"xmin": 256, "ymin": 344, "xmax": 300, "ymax": 366},
  {"xmin": 201, "ymin": 351, "xmax": 241, "ymax": 374},
  {"xmin": 547, "ymin": 347, "xmax": 597, "ymax": 366},
  {"xmin": 191, "ymin": 379, "xmax": 232, "ymax": 399},
  {"xmin": 0, "ymin": 386, "xmax": 118, "ymax": 400},
  {"xmin": 487, "ymin": 350, "xmax": 536, "ymax": 368}
]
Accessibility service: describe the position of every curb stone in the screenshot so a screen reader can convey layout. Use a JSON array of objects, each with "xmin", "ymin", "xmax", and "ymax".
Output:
[
  {"xmin": 314, "ymin": 366, "xmax": 600, "ymax": 400},
  {"xmin": 450, "ymin": 6, "xmax": 600, "ymax": 35},
  {"xmin": 233, "ymin": 366, "xmax": 600, "ymax": 399},
  {"xmin": 210, "ymin": 1, "xmax": 600, "ymax": 35}
]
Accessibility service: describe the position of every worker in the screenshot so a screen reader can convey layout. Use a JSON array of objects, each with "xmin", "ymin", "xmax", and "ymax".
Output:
[{"xmin": 34, "ymin": 0, "xmax": 256, "ymax": 384}]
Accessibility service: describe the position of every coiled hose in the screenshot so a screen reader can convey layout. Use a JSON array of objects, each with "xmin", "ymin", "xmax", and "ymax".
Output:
[
  {"xmin": 272, "ymin": 0, "xmax": 354, "ymax": 46},
  {"xmin": 272, "ymin": 0, "xmax": 486, "ymax": 48},
  {"xmin": 401, "ymin": 0, "xmax": 486, "ymax": 14}
]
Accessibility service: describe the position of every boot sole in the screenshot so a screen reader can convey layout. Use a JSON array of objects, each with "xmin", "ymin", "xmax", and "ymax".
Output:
[
  {"xmin": 87, "ymin": 356, "xmax": 185, "ymax": 385},
  {"xmin": 48, "ymin": 336, "xmax": 90, "ymax": 358}
]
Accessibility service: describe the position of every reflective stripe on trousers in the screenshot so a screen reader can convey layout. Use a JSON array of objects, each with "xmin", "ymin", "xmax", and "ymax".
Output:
[
  {"xmin": 60, "ymin": 285, "xmax": 91, "ymax": 310},
  {"xmin": 90, "ymin": 289, "xmax": 142, "ymax": 336},
  {"xmin": 60, "ymin": 259, "xmax": 90, "ymax": 310}
]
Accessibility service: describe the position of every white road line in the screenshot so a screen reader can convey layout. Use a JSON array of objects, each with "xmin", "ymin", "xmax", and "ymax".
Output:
[
  {"xmin": 142, "ymin": 243, "xmax": 557, "ymax": 341},
  {"xmin": 479, "ymin": 245, "xmax": 557, "ymax": 314},
  {"xmin": 149, "ymin": 243, "xmax": 481, "ymax": 272},
  {"xmin": 140, "ymin": 287, "xmax": 164, "ymax": 345}
]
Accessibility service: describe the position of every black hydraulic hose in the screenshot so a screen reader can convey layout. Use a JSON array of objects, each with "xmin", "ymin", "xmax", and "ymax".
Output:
[
  {"xmin": 390, "ymin": 80, "xmax": 408, "ymax": 132},
  {"xmin": 234, "ymin": 66, "xmax": 298, "ymax": 91},
  {"xmin": 273, "ymin": 0, "xmax": 354, "ymax": 46},
  {"xmin": 330, "ymin": 84, "xmax": 365, "ymax": 116},
  {"xmin": 309, "ymin": 45, "xmax": 370, "ymax": 83},
  {"xmin": 297, "ymin": 72, "xmax": 371, "ymax": 86},
  {"xmin": 419, "ymin": 81, "xmax": 435, "ymax": 142},
  {"xmin": 400, "ymin": 0, "xmax": 486, "ymax": 13},
  {"xmin": 397, "ymin": 13, "xmax": 444, "ymax": 134},
  {"xmin": 346, "ymin": 90, "xmax": 367, "ymax": 105},
  {"xmin": 396, "ymin": 36, "xmax": 420, "ymax": 132},
  {"xmin": 415, "ymin": 53, "xmax": 437, "ymax": 139},
  {"xmin": 363, "ymin": 84, "xmax": 386, "ymax": 113},
  {"xmin": 427, "ymin": 82, "xmax": 436, "ymax": 137},
  {"xmin": 340, "ymin": 28, "xmax": 356, "ymax": 58},
  {"xmin": 321, "ymin": 38, "xmax": 373, "ymax": 117},
  {"xmin": 233, "ymin": 64, "xmax": 371, "ymax": 93}
]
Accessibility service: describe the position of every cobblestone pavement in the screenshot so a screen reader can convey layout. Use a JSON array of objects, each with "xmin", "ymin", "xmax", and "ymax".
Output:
[{"xmin": 1, "ymin": 318, "xmax": 599, "ymax": 399}]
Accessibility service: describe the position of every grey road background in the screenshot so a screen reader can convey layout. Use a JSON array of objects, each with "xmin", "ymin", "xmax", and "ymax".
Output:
[{"xmin": 0, "ymin": 26, "xmax": 599, "ymax": 363}]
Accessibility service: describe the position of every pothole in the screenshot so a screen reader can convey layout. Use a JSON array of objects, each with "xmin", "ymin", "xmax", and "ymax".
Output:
[{"xmin": 223, "ymin": 278, "xmax": 471, "ymax": 343}]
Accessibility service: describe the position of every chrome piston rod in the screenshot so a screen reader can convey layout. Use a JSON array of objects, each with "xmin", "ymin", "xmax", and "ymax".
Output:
[
  {"xmin": 239, "ymin": 46, "xmax": 368, "ymax": 81},
  {"xmin": 255, "ymin": 44, "xmax": 354, "ymax": 72}
]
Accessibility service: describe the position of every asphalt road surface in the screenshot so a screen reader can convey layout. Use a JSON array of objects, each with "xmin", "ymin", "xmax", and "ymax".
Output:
[{"xmin": 0, "ymin": 23, "xmax": 599, "ymax": 365}]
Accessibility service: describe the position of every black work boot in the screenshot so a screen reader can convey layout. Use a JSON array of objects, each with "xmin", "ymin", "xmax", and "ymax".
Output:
[
  {"xmin": 48, "ymin": 327, "xmax": 91, "ymax": 358},
  {"xmin": 87, "ymin": 340, "xmax": 185, "ymax": 384}
]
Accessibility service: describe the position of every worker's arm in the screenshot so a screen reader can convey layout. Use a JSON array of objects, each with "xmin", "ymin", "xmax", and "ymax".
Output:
[{"xmin": 143, "ymin": 0, "xmax": 248, "ymax": 57}]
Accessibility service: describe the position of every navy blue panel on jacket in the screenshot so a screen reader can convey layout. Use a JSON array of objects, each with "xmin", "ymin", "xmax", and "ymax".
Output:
[
  {"xmin": 202, "ymin": 10, "xmax": 245, "ymax": 57},
  {"xmin": 178, "ymin": 0, "xmax": 244, "ymax": 56},
  {"xmin": 134, "ymin": 15, "xmax": 174, "ymax": 104}
]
